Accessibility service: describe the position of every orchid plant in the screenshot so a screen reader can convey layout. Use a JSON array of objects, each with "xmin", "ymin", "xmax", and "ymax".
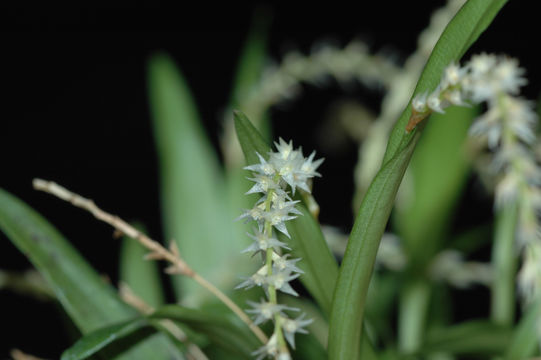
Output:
[{"xmin": 1, "ymin": 1, "xmax": 540, "ymax": 359}]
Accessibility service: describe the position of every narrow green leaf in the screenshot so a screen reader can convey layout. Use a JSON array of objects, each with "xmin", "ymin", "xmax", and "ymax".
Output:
[
  {"xmin": 328, "ymin": 131, "xmax": 421, "ymax": 359},
  {"xmin": 61, "ymin": 318, "xmax": 149, "ymax": 360},
  {"xmin": 229, "ymin": 10, "xmax": 269, "ymax": 109},
  {"xmin": 283, "ymin": 205, "xmax": 338, "ymax": 316},
  {"xmin": 233, "ymin": 110, "xmax": 270, "ymax": 164},
  {"xmin": 119, "ymin": 223, "xmax": 164, "ymax": 308},
  {"xmin": 233, "ymin": 110, "xmax": 339, "ymax": 315},
  {"xmin": 151, "ymin": 304, "xmax": 260, "ymax": 358},
  {"xmin": 148, "ymin": 54, "xmax": 249, "ymax": 304},
  {"xmin": 225, "ymin": 14, "xmax": 271, "ymax": 282},
  {"xmin": 0, "ymin": 189, "xmax": 181, "ymax": 360},
  {"xmin": 505, "ymin": 299, "xmax": 541, "ymax": 359},
  {"xmin": 328, "ymin": 1, "xmax": 508, "ymax": 358},
  {"xmin": 422, "ymin": 320, "xmax": 511, "ymax": 355}
]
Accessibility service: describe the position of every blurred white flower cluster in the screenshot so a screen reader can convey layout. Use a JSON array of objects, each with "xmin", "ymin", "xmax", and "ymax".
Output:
[
  {"xmin": 236, "ymin": 138, "xmax": 323, "ymax": 359},
  {"xmin": 415, "ymin": 54, "xmax": 541, "ymax": 316}
]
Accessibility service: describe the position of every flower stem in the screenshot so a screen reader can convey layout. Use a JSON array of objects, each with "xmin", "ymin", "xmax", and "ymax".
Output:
[{"xmin": 262, "ymin": 179, "xmax": 290, "ymax": 356}]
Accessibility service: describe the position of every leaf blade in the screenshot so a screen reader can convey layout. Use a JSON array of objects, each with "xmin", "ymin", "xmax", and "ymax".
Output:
[
  {"xmin": 151, "ymin": 304, "xmax": 259, "ymax": 359},
  {"xmin": 61, "ymin": 318, "xmax": 149, "ymax": 360},
  {"xmin": 328, "ymin": 2, "xmax": 508, "ymax": 358},
  {"xmin": 0, "ymin": 188, "xmax": 181, "ymax": 360},
  {"xmin": 148, "ymin": 54, "xmax": 249, "ymax": 304}
]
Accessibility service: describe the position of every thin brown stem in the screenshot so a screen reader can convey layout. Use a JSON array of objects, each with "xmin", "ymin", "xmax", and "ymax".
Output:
[{"xmin": 32, "ymin": 178, "xmax": 268, "ymax": 344}]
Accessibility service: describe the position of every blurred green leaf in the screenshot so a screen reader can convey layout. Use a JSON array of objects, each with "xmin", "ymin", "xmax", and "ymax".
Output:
[
  {"xmin": 61, "ymin": 318, "xmax": 149, "ymax": 360},
  {"xmin": 151, "ymin": 304, "xmax": 260, "ymax": 358},
  {"xmin": 224, "ymin": 15, "xmax": 271, "ymax": 289},
  {"xmin": 395, "ymin": 106, "xmax": 476, "ymax": 267},
  {"xmin": 504, "ymin": 298, "xmax": 541, "ymax": 359},
  {"xmin": 0, "ymin": 188, "xmax": 181, "ymax": 359},
  {"xmin": 233, "ymin": 110, "xmax": 339, "ymax": 315},
  {"xmin": 119, "ymin": 223, "xmax": 164, "ymax": 308},
  {"xmin": 422, "ymin": 320, "xmax": 511, "ymax": 355},
  {"xmin": 328, "ymin": 1, "xmax": 508, "ymax": 358},
  {"xmin": 229, "ymin": 10, "xmax": 269, "ymax": 110},
  {"xmin": 148, "ymin": 54, "xmax": 249, "ymax": 305}
]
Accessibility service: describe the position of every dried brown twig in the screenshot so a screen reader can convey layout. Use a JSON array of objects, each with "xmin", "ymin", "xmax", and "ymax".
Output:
[
  {"xmin": 10, "ymin": 349, "xmax": 47, "ymax": 360},
  {"xmin": 32, "ymin": 178, "xmax": 268, "ymax": 344}
]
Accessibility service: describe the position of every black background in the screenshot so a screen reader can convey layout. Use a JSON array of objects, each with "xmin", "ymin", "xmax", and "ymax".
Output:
[{"xmin": 1, "ymin": 3, "xmax": 539, "ymax": 358}]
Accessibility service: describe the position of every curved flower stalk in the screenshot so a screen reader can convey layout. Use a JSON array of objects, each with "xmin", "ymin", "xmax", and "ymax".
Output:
[
  {"xmin": 236, "ymin": 138, "xmax": 323, "ymax": 359},
  {"xmin": 410, "ymin": 53, "xmax": 541, "ymax": 342}
]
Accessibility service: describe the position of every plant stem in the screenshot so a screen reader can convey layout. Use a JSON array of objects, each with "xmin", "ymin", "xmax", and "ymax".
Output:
[
  {"xmin": 491, "ymin": 202, "xmax": 518, "ymax": 325},
  {"xmin": 262, "ymin": 180, "xmax": 289, "ymax": 355},
  {"xmin": 398, "ymin": 278, "xmax": 431, "ymax": 353}
]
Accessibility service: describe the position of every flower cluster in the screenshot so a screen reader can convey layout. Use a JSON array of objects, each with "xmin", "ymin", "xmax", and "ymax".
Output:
[
  {"xmin": 415, "ymin": 54, "xmax": 541, "ymax": 339},
  {"xmin": 236, "ymin": 138, "xmax": 323, "ymax": 359}
]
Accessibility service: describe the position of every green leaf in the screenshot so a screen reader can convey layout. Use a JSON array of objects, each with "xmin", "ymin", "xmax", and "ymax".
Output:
[
  {"xmin": 328, "ymin": 2, "xmax": 508, "ymax": 357},
  {"xmin": 393, "ymin": 106, "xmax": 476, "ymax": 352},
  {"xmin": 0, "ymin": 188, "xmax": 181, "ymax": 360},
  {"xmin": 119, "ymin": 223, "xmax": 164, "ymax": 308},
  {"xmin": 491, "ymin": 202, "xmax": 519, "ymax": 326},
  {"xmin": 233, "ymin": 110, "xmax": 270, "ymax": 165},
  {"xmin": 224, "ymin": 13, "xmax": 271, "ymax": 280},
  {"xmin": 229, "ymin": 10, "xmax": 269, "ymax": 110},
  {"xmin": 233, "ymin": 110, "xmax": 339, "ymax": 315},
  {"xmin": 422, "ymin": 320, "xmax": 511, "ymax": 355},
  {"xmin": 394, "ymin": 105, "xmax": 476, "ymax": 267},
  {"xmin": 148, "ymin": 54, "xmax": 249, "ymax": 305},
  {"xmin": 328, "ymin": 131, "xmax": 421, "ymax": 359},
  {"xmin": 61, "ymin": 318, "xmax": 149, "ymax": 360},
  {"xmin": 283, "ymin": 205, "xmax": 338, "ymax": 316},
  {"xmin": 505, "ymin": 298, "xmax": 541, "ymax": 359},
  {"xmin": 151, "ymin": 304, "xmax": 260, "ymax": 359}
]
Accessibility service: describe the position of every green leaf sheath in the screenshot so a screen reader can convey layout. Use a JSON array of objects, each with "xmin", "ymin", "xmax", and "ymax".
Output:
[
  {"xmin": 148, "ymin": 54, "xmax": 249, "ymax": 305},
  {"xmin": 0, "ymin": 188, "xmax": 181, "ymax": 359},
  {"xmin": 119, "ymin": 223, "xmax": 164, "ymax": 308},
  {"xmin": 328, "ymin": 1, "xmax": 508, "ymax": 358}
]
